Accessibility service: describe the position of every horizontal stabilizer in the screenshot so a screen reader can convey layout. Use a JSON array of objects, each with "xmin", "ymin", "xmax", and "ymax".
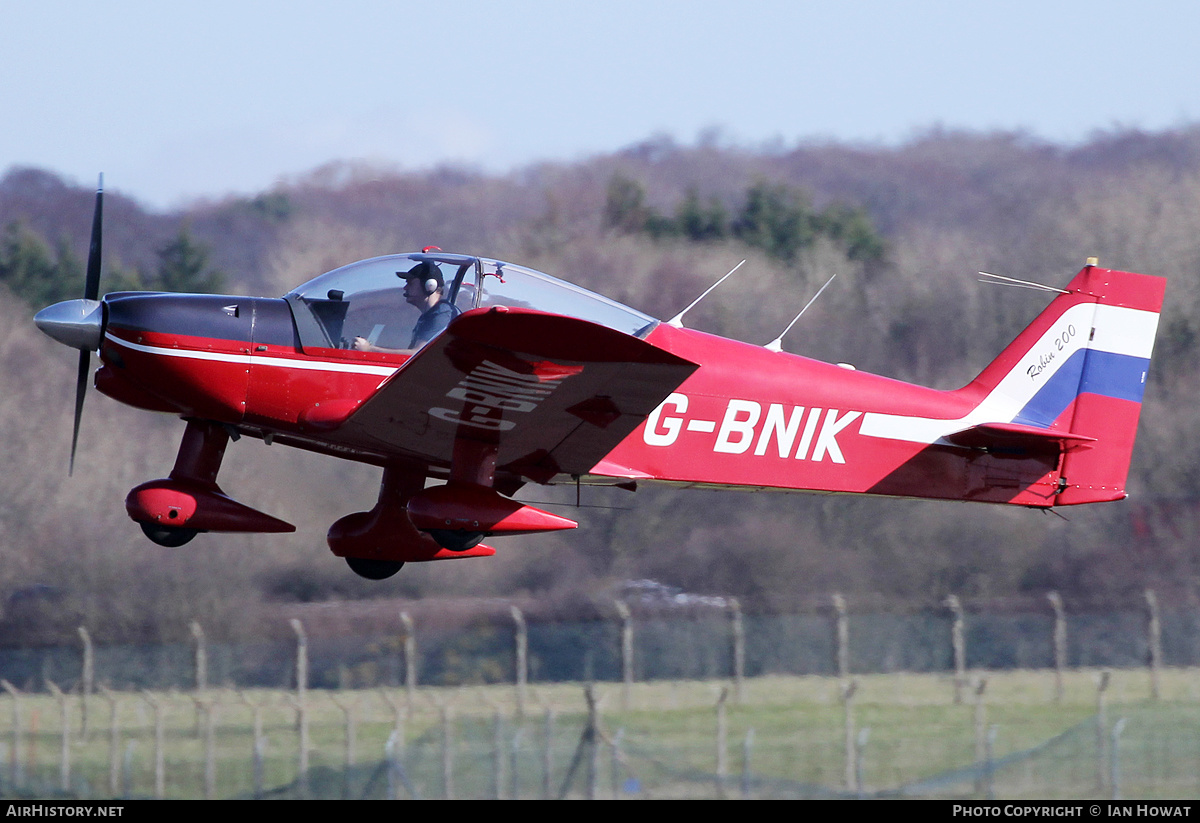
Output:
[{"xmin": 944, "ymin": 421, "xmax": 1096, "ymax": 455}]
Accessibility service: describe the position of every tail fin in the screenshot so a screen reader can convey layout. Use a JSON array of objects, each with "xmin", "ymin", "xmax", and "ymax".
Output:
[{"xmin": 965, "ymin": 263, "xmax": 1165, "ymax": 505}]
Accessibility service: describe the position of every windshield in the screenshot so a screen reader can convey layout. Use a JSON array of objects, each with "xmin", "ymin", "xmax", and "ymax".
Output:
[{"xmin": 285, "ymin": 253, "xmax": 656, "ymax": 352}]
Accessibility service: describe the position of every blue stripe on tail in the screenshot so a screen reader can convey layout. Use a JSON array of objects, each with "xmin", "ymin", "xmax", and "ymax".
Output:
[{"xmin": 1013, "ymin": 349, "xmax": 1150, "ymax": 427}]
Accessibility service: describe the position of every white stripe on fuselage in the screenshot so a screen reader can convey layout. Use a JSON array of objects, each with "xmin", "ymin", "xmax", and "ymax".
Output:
[
  {"xmin": 858, "ymin": 303, "xmax": 1159, "ymax": 445},
  {"xmin": 104, "ymin": 332, "xmax": 400, "ymax": 379}
]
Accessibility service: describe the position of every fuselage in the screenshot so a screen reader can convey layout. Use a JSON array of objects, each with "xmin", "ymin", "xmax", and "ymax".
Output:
[
  {"xmin": 97, "ymin": 292, "xmax": 409, "ymax": 463},
  {"xmin": 42, "ymin": 254, "xmax": 1162, "ymax": 518},
  {"xmin": 92, "ymin": 290, "xmax": 1060, "ymax": 508}
]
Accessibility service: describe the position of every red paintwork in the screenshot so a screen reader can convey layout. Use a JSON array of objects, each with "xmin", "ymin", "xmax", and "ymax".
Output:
[
  {"xmin": 126, "ymin": 480, "xmax": 295, "ymax": 533},
  {"xmin": 82, "ymin": 259, "xmax": 1164, "ymax": 566},
  {"xmin": 599, "ymin": 322, "xmax": 1063, "ymax": 506},
  {"xmin": 125, "ymin": 420, "xmax": 295, "ymax": 534},
  {"xmin": 407, "ymin": 484, "xmax": 577, "ymax": 535},
  {"xmin": 599, "ymin": 266, "xmax": 1164, "ymax": 508},
  {"xmin": 326, "ymin": 465, "xmax": 495, "ymax": 562}
]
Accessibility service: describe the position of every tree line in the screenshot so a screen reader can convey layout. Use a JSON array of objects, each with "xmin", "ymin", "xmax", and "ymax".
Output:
[
  {"xmin": 0, "ymin": 221, "xmax": 224, "ymax": 307},
  {"xmin": 3, "ymin": 125, "xmax": 1200, "ymax": 643},
  {"xmin": 603, "ymin": 174, "xmax": 885, "ymax": 263}
]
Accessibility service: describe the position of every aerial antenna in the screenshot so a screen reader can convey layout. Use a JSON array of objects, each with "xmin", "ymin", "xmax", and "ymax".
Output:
[
  {"xmin": 666, "ymin": 259, "xmax": 746, "ymax": 328},
  {"xmin": 977, "ymin": 271, "xmax": 1070, "ymax": 295},
  {"xmin": 765, "ymin": 272, "xmax": 838, "ymax": 352}
]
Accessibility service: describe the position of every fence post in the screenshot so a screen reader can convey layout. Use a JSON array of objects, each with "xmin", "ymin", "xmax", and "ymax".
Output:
[
  {"xmin": 610, "ymin": 727, "xmax": 624, "ymax": 799},
  {"xmin": 510, "ymin": 725, "xmax": 525, "ymax": 800},
  {"xmin": 1096, "ymin": 669, "xmax": 1111, "ymax": 793},
  {"xmin": 972, "ymin": 677, "xmax": 988, "ymax": 796},
  {"xmin": 491, "ymin": 703, "xmax": 504, "ymax": 800},
  {"xmin": 511, "ymin": 605, "xmax": 528, "ymax": 718},
  {"xmin": 946, "ymin": 595, "xmax": 966, "ymax": 704},
  {"xmin": 46, "ymin": 681, "xmax": 69, "ymax": 793},
  {"xmin": 380, "ymin": 688, "xmax": 406, "ymax": 764},
  {"xmin": 77, "ymin": 627, "xmax": 93, "ymax": 738},
  {"xmin": 440, "ymin": 702, "xmax": 454, "ymax": 800},
  {"xmin": 1047, "ymin": 591, "xmax": 1066, "ymax": 703},
  {"xmin": 122, "ymin": 741, "xmax": 135, "ymax": 797},
  {"xmin": 729, "ymin": 598, "xmax": 745, "ymax": 703},
  {"xmin": 331, "ymin": 694, "xmax": 357, "ymax": 799},
  {"xmin": 855, "ymin": 727, "xmax": 870, "ymax": 799},
  {"xmin": 542, "ymin": 706, "xmax": 555, "ymax": 800},
  {"xmin": 615, "ymin": 600, "xmax": 633, "ymax": 711},
  {"xmin": 99, "ymin": 687, "xmax": 119, "ymax": 797},
  {"xmin": 290, "ymin": 618, "xmax": 308, "ymax": 701},
  {"xmin": 841, "ymin": 678, "xmax": 858, "ymax": 791},
  {"xmin": 2, "ymin": 681, "xmax": 23, "ymax": 788},
  {"xmin": 385, "ymin": 730, "xmax": 400, "ymax": 800},
  {"xmin": 587, "ymin": 685, "xmax": 600, "ymax": 800},
  {"xmin": 290, "ymin": 619, "xmax": 309, "ymax": 795},
  {"xmin": 832, "ymin": 593, "xmax": 849, "ymax": 679},
  {"xmin": 1145, "ymin": 589, "xmax": 1162, "ymax": 701},
  {"xmin": 141, "ymin": 691, "xmax": 165, "ymax": 799},
  {"xmin": 254, "ymin": 715, "xmax": 266, "ymax": 801},
  {"xmin": 985, "ymin": 725, "xmax": 998, "ymax": 800},
  {"xmin": 200, "ymin": 701, "xmax": 216, "ymax": 800},
  {"xmin": 401, "ymin": 611, "xmax": 417, "ymax": 704},
  {"xmin": 237, "ymin": 691, "xmax": 266, "ymax": 801},
  {"xmin": 289, "ymin": 694, "xmax": 309, "ymax": 797},
  {"xmin": 716, "ymin": 686, "xmax": 729, "ymax": 798},
  {"xmin": 1110, "ymin": 717, "xmax": 1128, "ymax": 800},
  {"xmin": 190, "ymin": 621, "xmax": 207, "ymax": 692},
  {"xmin": 385, "ymin": 729, "xmax": 417, "ymax": 801},
  {"xmin": 742, "ymin": 728, "xmax": 755, "ymax": 799}
]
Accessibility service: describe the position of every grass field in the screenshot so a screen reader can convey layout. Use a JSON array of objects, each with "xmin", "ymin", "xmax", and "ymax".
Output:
[{"xmin": 0, "ymin": 667, "xmax": 1196, "ymax": 799}]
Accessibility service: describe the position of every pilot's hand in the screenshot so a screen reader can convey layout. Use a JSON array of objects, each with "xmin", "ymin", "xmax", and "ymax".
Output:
[{"xmin": 351, "ymin": 337, "xmax": 373, "ymax": 352}]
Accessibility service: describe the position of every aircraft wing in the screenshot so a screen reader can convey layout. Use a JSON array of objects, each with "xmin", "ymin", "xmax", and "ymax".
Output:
[{"xmin": 333, "ymin": 307, "xmax": 699, "ymax": 481}]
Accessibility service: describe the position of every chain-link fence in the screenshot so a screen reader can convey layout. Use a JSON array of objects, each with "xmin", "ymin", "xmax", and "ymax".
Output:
[
  {"xmin": 0, "ymin": 595, "xmax": 1187, "ymax": 693},
  {"xmin": 1, "ymin": 673, "xmax": 1199, "ymax": 799},
  {"xmin": 2, "ymin": 591, "xmax": 1197, "ymax": 799}
]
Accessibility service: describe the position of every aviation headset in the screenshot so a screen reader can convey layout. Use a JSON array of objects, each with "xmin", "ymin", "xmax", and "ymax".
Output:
[{"xmin": 401, "ymin": 261, "xmax": 443, "ymax": 295}]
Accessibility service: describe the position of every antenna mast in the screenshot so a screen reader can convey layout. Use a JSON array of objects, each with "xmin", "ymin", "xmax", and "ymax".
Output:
[
  {"xmin": 666, "ymin": 259, "xmax": 746, "ymax": 328},
  {"xmin": 977, "ymin": 271, "xmax": 1070, "ymax": 295},
  {"xmin": 765, "ymin": 272, "xmax": 838, "ymax": 352}
]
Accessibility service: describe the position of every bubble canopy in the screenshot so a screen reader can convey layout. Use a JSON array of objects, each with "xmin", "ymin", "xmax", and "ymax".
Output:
[{"xmin": 284, "ymin": 253, "xmax": 657, "ymax": 352}]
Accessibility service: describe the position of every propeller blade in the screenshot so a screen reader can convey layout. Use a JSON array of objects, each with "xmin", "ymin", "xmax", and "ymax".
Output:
[
  {"xmin": 84, "ymin": 175, "xmax": 103, "ymax": 302},
  {"xmin": 70, "ymin": 349, "xmax": 89, "ymax": 475},
  {"xmin": 71, "ymin": 174, "xmax": 103, "ymax": 473}
]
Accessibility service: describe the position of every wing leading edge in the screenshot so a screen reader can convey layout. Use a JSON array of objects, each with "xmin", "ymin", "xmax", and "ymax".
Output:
[{"xmin": 334, "ymin": 307, "xmax": 699, "ymax": 482}]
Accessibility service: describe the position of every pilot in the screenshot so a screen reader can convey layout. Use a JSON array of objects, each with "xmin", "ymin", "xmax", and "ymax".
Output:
[{"xmin": 353, "ymin": 261, "xmax": 457, "ymax": 353}]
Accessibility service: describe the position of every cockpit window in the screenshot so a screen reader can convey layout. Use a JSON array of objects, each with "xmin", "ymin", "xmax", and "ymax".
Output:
[
  {"xmin": 472, "ymin": 260, "xmax": 655, "ymax": 337},
  {"xmin": 284, "ymin": 254, "xmax": 471, "ymax": 351},
  {"xmin": 284, "ymin": 253, "xmax": 656, "ymax": 353}
]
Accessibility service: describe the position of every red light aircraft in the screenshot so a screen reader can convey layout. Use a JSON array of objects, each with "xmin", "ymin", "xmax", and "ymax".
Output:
[{"xmin": 36, "ymin": 183, "xmax": 1166, "ymax": 579}]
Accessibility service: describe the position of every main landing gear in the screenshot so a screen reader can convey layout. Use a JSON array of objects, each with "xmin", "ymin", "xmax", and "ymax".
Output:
[
  {"xmin": 427, "ymin": 529, "xmax": 486, "ymax": 552},
  {"xmin": 140, "ymin": 521, "xmax": 200, "ymax": 547},
  {"xmin": 345, "ymin": 557, "xmax": 405, "ymax": 580},
  {"xmin": 327, "ymin": 464, "xmax": 481, "ymax": 580}
]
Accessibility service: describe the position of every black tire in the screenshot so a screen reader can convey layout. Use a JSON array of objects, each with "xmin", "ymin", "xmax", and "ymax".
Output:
[
  {"xmin": 140, "ymin": 521, "xmax": 200, "ymax": 547},
  {"xmin": 345, "ymin": 557, "xmax": 405, "ymax": 580},
  {"xmin": 428, "ymin": 529, "xmax": 486, "ymax": 552}
]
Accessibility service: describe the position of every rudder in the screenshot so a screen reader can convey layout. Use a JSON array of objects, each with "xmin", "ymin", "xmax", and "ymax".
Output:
[{"xmin": 1055, "ymin": 266, "xmax": 1165, "ymax": 504}]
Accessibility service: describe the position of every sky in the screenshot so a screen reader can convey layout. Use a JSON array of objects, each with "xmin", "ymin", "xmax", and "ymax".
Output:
[{"xmin": 4, "ymin": 0, "xmax": 1200, "ymax": 211}]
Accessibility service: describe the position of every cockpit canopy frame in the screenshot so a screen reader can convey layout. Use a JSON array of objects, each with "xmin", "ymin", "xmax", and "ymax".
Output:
[{"xmin": 284, "ymin": 253, "xmax": 657, "ymax": 353}]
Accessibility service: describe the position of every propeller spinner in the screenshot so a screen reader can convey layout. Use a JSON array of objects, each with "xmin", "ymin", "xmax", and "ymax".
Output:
[{"xmin": 33, "ymin": 175, "xmax": 105, "ymax": 474}]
